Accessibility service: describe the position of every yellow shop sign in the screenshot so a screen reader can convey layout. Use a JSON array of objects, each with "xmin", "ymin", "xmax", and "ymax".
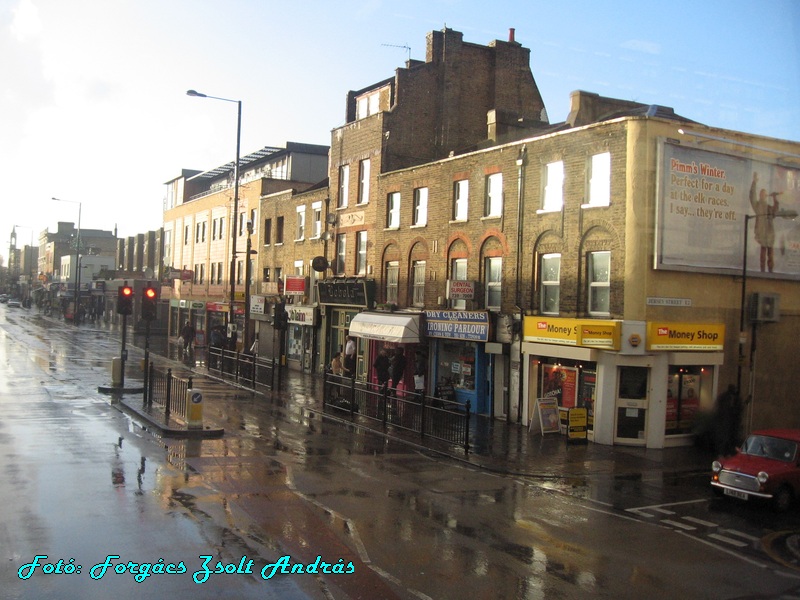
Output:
[
  {"xmin": 647, "ymin": 322, "xmax": 725, "ymax": 351},
  {"xmin": 524, "ymin": 317, "xmax": 620, "ymax": 350}
]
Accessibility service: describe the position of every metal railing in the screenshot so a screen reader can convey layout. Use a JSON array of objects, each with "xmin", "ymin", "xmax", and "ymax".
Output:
[
  {"xmin": 206, "ymin": 346, "xmax": 275, "ymax": 391},
  {"xmin": 323, "ymin": 372, "xmax": 471, "ymax": 452},
  {"xmin": 144, "ymin": 365, "xmax": 193, "ymax": 422}
]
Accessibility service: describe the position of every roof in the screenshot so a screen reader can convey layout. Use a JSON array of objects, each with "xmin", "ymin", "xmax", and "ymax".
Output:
[{"xmin": 752, "ymin": 429, "xmax": 800, "ymax": 444}]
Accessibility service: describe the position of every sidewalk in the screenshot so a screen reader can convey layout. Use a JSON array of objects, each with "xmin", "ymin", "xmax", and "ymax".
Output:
[{"xmin": 118, "ymin": 338, "xmax": 714, "ymax": 484}]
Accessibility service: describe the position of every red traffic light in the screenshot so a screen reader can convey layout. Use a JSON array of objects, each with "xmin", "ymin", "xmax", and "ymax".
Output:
[
  {"xmin": 121, "ymin": 286, "xmax": 133, "ymax": 296},
  {"xmin": 144, "ymin": 287, "xmax": 157, "ymax": 299},
  {"xmin": 117, "ymin": 283, "xmax": 134, "ymax": 315}
]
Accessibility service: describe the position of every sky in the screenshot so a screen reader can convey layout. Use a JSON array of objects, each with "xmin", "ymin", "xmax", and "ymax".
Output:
[{"xmin": 2, "ymin": 0, "xmax": 799, "ymax": 263}]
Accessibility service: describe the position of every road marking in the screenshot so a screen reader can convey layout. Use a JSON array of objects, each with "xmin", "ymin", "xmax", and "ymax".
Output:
[
  {"xmin": 661, "ymin": 519, "xmax": 696, "ymax": 530},
  {"xmin": 721, "ymin": 528, "xmax": 760, "ymax": 542},
  {"xmin": 624, "ymin": 498, "xmax": 707, "ymax": 518},
  {"xmin": 709, "ymin": 533, "xmax": 749, "ymax": 547},
  {"xmin": 682, "ymin": 516, "xmax": 718, "ymax": 528}
]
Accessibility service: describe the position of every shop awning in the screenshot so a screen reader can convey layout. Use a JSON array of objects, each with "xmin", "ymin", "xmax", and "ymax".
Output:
[{"xmin": 349, "ymin": 312, "xmax": 421, "ymax": 343}]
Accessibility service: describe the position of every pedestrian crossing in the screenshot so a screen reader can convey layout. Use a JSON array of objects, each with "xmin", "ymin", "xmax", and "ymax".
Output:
[{"xmin": 625, "ymin": 500, "xmax": 762, "ymax": 551}]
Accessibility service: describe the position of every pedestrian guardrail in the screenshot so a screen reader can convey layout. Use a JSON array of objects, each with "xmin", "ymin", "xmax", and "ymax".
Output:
[
  {"xmin": 206, "ymin": 347, "xmax": 275, "ymax": 391},
  {"xmin": 144, "ymin": 365, "xmax": 192, "ymax": 423},
  {"xmin": 323, "ymin": 372, "xmax": 471, "ymax": 452}
]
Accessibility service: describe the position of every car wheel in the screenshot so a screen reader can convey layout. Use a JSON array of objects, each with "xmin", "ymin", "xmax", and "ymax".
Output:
[{"xmin": 772, "ymin": 485, "xmax": 794, "ymax": 513}]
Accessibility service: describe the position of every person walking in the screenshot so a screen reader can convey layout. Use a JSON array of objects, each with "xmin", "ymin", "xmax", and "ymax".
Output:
[
  {"xmin": 181, "ymin": 321, "xmax": 196, "ymax": 355},
  {"xmin": 344, "ymin": 335, "xmax": 356, "ymax": 377},
  {"xmin": 373, "ymin": 348, "xmax": 390, "ymax": 390}
]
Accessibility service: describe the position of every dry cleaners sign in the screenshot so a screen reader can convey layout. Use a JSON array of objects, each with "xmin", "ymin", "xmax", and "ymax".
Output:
[{"xmin": 424, "ymin": 310, "xmax": 489, "ymax": 342}]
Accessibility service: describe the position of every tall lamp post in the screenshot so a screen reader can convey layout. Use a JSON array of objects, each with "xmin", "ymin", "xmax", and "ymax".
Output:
[
  {"xmin": 52, "ymin": 197, "xmax": 82, "ymax": 324},
  {"xmin": 187, "ymin": 89, "xmax": 242, "ymax": 337},
  {"xmin": 241, "ymin": 220, "xmax": 257, "ymax": 352},
  {"xmin": 737, "ymin": 208, "xmax": 798, "ymax": 414}
]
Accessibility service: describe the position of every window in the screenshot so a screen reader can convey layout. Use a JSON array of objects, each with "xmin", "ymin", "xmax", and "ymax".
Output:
[
  {"xmin": 385, "ymin": 261, "xmax": 399, "ymax": 304},
  {"xmin": 236, "ymin": 260, "xmax": 243, "ymax": 285},
  {"xmin": 485, "ymin": 173, "xmax": 503, "ymax": 217},
  {"xmin": 335, "ymin": 233, "xmax": 346, "ymax": 275},
  {"xmin": 485, "ymin": 257, "xmax": 502, "ymax": 310},
  {"xmin": 311, "ymin": 202, "xmax": 322, "ymax": 238},
  {"xmin": 356, "ymin": 231, "xmax": 367, "ymax": 275},
  {"xmin": 338, "ymin": 164, "xmax": 349, "ymax": 208},
  {"xmin": 386, "ymin": 192, "xmax": 400, "ymax": 228},
  {"xmin": 296, "ymin": 205, "xmax": 306, "ymax": 241},
  {"xmin": 263, "ymin": 267, "xmax": 270, "ymax": 282},
  {"xmin": 453, "ymin": 179, "xmax": 468, "ymax": 221},
  {"xmin": 210, "ymin": 262, "xmax": 215, "ymax": 284},
  {"xmin": 276, "ymin": 216, "xmax": 284, "ymax": 244},
  {"xmin": 193, "ymin": 264, "xmax": 199, "ymax": 284},
  {"xmin": 216, "ymin": 262, "xmax": 223, "ymax": 284},
  {"xmin": 412, "ymin": 260, "xmax": 426, "ymax": 306},
  {"xmin": 588, "ymin": 251, "xmax": 611, "ymax": 316},
  {"xmin": 212, "ymin": 218, "xmax": 217, "ymax": 240},
  {"xmin": 358, "ymin": 159, "xmax": 370, "ymax": 204},
  {"xmin": 450, "ymin": 258, "xmax": 467, "ymax": 310},
  {"xmin": 294, "ymin": 260, "xmax": 304, "ymax": 276},
  {"xmin": 199, "ymin": 263, "xmax": 205, "ymax": 284},
  {"xmin": 264, "ymin": 218, "xmax": 272, "ymax": 245},
  {"xmin": 540, "ymin": 253, "xmax": 561, "ymax": 315},
  {"xmin": 249, "ymin": 209, "xmax": 256, "ymax": 229},
  {"xmin": 184, "ymin": 225, "xmax": 190, "ymax": 245},
  {"xmin": 218, "ymin": 217, "xmax": 224, "ymax": 241},
  {"xmin": 543, "ymin": 161, "xmax": 564, "ymax": 212},
  {"xmin": 413, "ymin": 187, "xmax": 428, "ymax": 226},
  {"xmin": 586, "ymin": 152, "xmax": 611, "ymax": 207},
  {"xmin": 239, "ymin": 212, "xmax": 245, "ymax": 237},
  {"xmin": 356, "ymin": 91, "xmax": 380, "ymax": 119}
]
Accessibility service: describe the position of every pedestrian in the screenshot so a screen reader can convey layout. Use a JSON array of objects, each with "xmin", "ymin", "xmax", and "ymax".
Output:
[
  {"xmin": 210, "ymin": 326, "xmax": 224, "ymax": 348},
  {"xmin": 413, "ymin": 350, "xmax": 426, "ymax": 399},
  {"xmin": 715, "ymin": 384, "xmax": 742, "ymax": 456},
  {"xmin": 344, "ymin": 335, "xmax": 356, "ymax": 376},
  {"xmin": 228, "ymin": 329, "xmax": 238, "ymax": 352},
  {"xmin": 181, "ymin": 321, "xmax": 196, "ymax": 355},
  {"xmin": 390, "ymin": 347, "xmax": 406, "ymax": 390},
  {"xmin": 373, "ymin": 348, "xmax": 390, "ymax": 389},
  {"xmin": 330, "ymin": 352, "xmax": 344, "ymax": 376}
]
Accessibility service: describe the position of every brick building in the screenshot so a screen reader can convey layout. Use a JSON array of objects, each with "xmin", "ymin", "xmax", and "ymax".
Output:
[{"xmin": 175, "ymin": 27, "xmax": 800, "ymax": 447}]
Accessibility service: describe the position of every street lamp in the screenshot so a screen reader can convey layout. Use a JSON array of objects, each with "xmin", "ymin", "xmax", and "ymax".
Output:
[
  {"xmin": 187, "ymin": 89, "xmax": 242, "ymax": 335},
  {"xmin": 51, "ymin": 197, "xmax": 82, "ymax": 324},
  {"xmin": 737, "ymin": 208, "xmax": 798, "ymax": 413},
  {"xmin": 240, "ymin": 220, "xmax": 258, "ymax": 352}
]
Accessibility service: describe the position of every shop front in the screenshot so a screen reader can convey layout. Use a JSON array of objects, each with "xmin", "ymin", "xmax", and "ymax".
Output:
[
  {"xmin": 424, "ymin": 310, "xmax": 490, "ymax": 414},
  {"xmin": 317, "ymin": 278, "xmax": 376, "ymax": 378},
  {"xmin": 286, "ymin": 305, "xmax": 318, "ymax": 373},
  {"xmin": 521, "ymin": 317, "xmax": 725, "ymax": 448}
]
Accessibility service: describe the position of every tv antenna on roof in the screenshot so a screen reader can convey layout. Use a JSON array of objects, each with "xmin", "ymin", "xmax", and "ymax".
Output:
[{"xmin": 382, "ymin": 43, "xmax": 411, "ymax": 62}]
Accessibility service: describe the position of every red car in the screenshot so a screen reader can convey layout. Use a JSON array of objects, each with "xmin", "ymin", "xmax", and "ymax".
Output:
[{"xmin": 711, "ymin": 429, "xmax": 800, "ymax": 512}]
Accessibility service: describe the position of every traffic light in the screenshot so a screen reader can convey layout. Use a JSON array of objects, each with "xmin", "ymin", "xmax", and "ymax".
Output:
[
  {"xmin": 117, "ymin": 283, "xmax": 133, "ymax": 315},
  {"xmin": 142, "ymin": 284, "xmax": 158, "ymax": 321},
  {"xmin": 274, "ymin": 302, "xmax": 288, "ymax": 330}
]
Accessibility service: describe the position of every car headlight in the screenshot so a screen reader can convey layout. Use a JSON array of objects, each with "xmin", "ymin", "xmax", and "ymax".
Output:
[
  {"xmin": 712, "ymin": 461, "xmax": 722, "ymax": 473},
  {"xmin": 757, "ymin": 471, "xmax": 769, "ymax": 484}
]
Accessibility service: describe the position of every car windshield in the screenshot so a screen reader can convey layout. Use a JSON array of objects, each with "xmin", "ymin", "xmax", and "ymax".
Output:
[{"xmin": 741, "ymin": 435, "xmax": 798, "ymax": 462}]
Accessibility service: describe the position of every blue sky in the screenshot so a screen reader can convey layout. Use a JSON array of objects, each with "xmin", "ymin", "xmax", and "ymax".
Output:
[{"xmin": 1, "ymin": 0, "xmax": 798, "ymax": 256}]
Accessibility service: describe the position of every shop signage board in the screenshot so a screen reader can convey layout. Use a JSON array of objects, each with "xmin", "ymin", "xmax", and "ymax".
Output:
[
  {"xmin": 646, "ymin": 322, "xmax": 725, "ymax": 351},
  {"xmin": 424, "ymin": 310, "xmax": 489, "ymax": 342},
  {"xmin": 284, "ymin": 275, "xmax": 306, "ymax": 296},
  {"xmin": 317, "ymin": 279, "xmax": 374, "ymax": 307},
  {"xmin": 567, "ymin": 408, "xmax": 588, "ymax": 443},
  {"xmin": 532, "ymin": 398, "xmax": 560, "ymax": 435},
  {"xmin": 250, "ymin": 295, "xmax": 266, "ymax": 315},
  {"xmin": 523, "ymin": 317, "xmax": 620, "ymax": 350},
  {"xmin": 288, "ymin": 305, "xmax": 316, "ymax": 325},
  {"xmin": 447, "ymin": 280, "xmax": 476, "ymax": 300}
]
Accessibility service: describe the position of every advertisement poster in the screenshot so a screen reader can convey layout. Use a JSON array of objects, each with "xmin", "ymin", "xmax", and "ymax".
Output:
[
  {"xmin": 541, "ymin": 365, "xmax": 578, "ymax": 408},
  {"xmin": 679, "ymin": 375, "xmax": 699, "ymax": 430},
  {"xmin": 657, "ymin": 141, "xmax": 800, "ymax": 279}
]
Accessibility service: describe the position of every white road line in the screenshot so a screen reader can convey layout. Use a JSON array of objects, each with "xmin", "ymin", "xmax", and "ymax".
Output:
[
  {"xmin": 721, "ymin": 528, "xmax": 760, "ymax": 542},
  {"xmin": 651, "ymin": 507, "xmax": 676, "ymax": 515},
  {"xmin": 682, "ymin": 516, "xmax": 719, "ymax": 528},
  {"xmin": 708, "ymin": 533, "xmax": 749, "ymax": 547},
  {"xmin": 624, "ymin": 498, "xmax": 707, "ymax": 516},
  {"xmin": 661, "ymin": 519, "xmax": 696, "ymax": 530}
]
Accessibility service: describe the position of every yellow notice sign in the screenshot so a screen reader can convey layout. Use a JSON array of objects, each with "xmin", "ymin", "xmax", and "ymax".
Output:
[
  {"xmin": 567, "ymin": 408, "xmax": 588, "ymax": 443},
  {"xmin": 647, "ymin": 322, "xmax": 725, "ymax": 351},
  {"xmin": 578, "ymin": 321, "xmax": 621, "ymax": 350}
]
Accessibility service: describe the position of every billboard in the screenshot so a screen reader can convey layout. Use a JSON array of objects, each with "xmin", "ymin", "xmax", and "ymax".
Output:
[{"xmin": 656, "ymin": 140, "xmax": 800, "ymax": 279}]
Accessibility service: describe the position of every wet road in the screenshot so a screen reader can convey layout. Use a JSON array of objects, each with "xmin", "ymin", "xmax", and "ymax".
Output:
[{"xmin": 1, "ymin": 307, "xmax": 799, "ymax": 599}]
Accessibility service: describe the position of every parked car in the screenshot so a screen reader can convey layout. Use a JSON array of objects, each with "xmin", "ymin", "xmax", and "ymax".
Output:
[
  {"xmin": 7, "ymin": 298, "xmax": 22, "ymax": 308},
  {"xmin": 0, "ymin": 294, "xmax": 8, "ymax": 303},
  {"xmin": 711, "ymin": 429, "xmax": 800, "ymax": 512}
]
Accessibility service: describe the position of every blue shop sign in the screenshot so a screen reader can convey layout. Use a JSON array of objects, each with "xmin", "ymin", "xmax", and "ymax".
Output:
[{"xmin": 424, "ymin": 310, "xmax": 490, "ymax": 342}]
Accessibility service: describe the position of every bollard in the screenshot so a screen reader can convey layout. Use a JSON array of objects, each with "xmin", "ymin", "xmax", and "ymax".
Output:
[
  {"xmin": 111, "ymin": 357, "xmax": 123, "ymax": 387},
  {"xmin": 186, "ymin": 388, "xmax": 203, "ymax": 429}
]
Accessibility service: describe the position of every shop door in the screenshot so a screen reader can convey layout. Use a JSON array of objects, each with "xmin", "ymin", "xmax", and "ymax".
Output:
[{"xmin": 614, "ymin": 366, "xmax": 649, "ymax": 446}]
